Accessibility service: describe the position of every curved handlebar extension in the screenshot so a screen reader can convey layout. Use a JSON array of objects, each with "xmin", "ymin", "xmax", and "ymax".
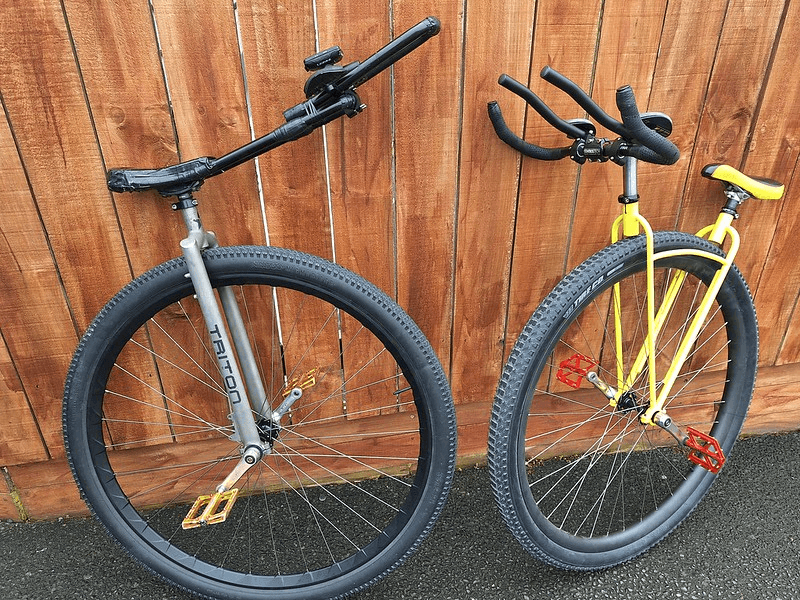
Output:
[
  {"xmin": 498, "ymin": 74, "xmax": 587, "ymax": 139},
  {"xmin": 615, "ymin": 85, "xmax": 680, "ymax": 165},
  {"xmin": 487, "ymin": 101, "xmax": 570, "ymax": 160},
  {"xmin": 488, "ymin": 67, "xmax": 680, "ymax": 166},
  {"xmin": 539, "ymin": 67, "xmax": 629, "ymax": 138}
]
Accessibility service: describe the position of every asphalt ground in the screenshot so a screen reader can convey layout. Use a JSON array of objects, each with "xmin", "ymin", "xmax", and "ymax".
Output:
[{"xmin": 1, "ymin": 431, "xmax": 799, "ymax": 600}]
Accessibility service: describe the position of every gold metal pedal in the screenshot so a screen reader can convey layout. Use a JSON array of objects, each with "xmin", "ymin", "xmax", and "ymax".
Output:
[
  {"xmin": 182, "ymin": 488, "xmax": 239, "ymax": 530},
  {"xmin": 282, "ymin": 368, "xmax": 318, "ymax": 398}
]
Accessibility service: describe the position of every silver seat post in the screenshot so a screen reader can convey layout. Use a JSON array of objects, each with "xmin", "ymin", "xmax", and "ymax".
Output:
[{"xmin": 621, "ymin": 156, "xmax": 639, "ymax": 202}]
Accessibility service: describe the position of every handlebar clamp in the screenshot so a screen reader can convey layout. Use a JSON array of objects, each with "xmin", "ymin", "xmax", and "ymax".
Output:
[{"xmin": 572, "ymin": 138, "xmax": 610, "ymax": 165}]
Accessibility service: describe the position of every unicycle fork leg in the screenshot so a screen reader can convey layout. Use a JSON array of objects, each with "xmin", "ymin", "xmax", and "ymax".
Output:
[
  {"xmin": 180, "ymin": 232, "xmax": 264, "ymax": 452},
  {"xmin": 177, "ymin": 204, "xmax": 267, "ymax": 526}
]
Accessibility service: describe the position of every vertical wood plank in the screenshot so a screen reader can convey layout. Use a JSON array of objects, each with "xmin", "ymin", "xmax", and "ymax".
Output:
[
  {"xmin": 741, "ymin": 0, "xmax": 800, "ymax": 364},
  {"xmin": 315, "ymin": 1, "xmax": 395, "ymax": 294},
  {"xmin": 63, "ymin": 0, "xmax": 181, "ymax": 271},
  {"xmin": 676, "ymin": 0, "xmax": 787, "ymax": 236},
  {"xmin": 313, "ymin": 2, "xmax": 397, "ymax": 421},
  {"xmin": 776, "ymin": 243, "xmax": 800, "ymax": 363},
  {"xmin": 0, "ymin": 334, "xmax": 47, "ymax": 465},
  {"xmin": 638, "ymin": 0, "xmax": 728, "ymax": 227},
  {"xmin": 451, "ymin": 0, "xmax": 536, "ymax": 404},
  {"xmin": 770, "ymin": 158, "xmax": 800, "ymax": 366},
  {"xmin": 0, "ymin": 0, "xmax": 133, "ymax": 330},
  {"xmin": 504, "ymin": 0, "xmax": 603, "ymax": 350},
  {"xmin": 565, "ymin": 0, "xmax": 669, "ymax": 271},
  {"xmin": 236, "ymin": 0, "xmax": 330, "ymax": 257},
  {"xmin": 151, "ymin": 0, "xmax": 262, "ymax": 246},
  {"xmin": 393, "ymin": 1, "xmax": 462, "ymax": 370},
  {"xmin": 0, "ymin": 0, "xmax": 136, "ymax": 458},
  {"xmin": 0, "ymin": 107, "xmax": 75, "ymax": 462}
]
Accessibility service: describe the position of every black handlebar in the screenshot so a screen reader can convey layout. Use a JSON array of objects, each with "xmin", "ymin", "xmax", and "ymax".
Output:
[
  {"xmin": 488, "ymin": 67, "xmax": 680, "ymax": 166},
  {"xmin": 487, "ymin": 101, "xmax": 570, "ymax": 161},
  {"xmin": 107, "ymin": 17, "xmax": 441, "ymax": 196},
  {"xmin": 614, "ymin": 85, "xmax": 680, "ymax": 165},
  {"xmin": 498, "ymin": 74, "xmax": 586, "ymax": 140},
  {"xmin": 214, "ymin": 17, "xmax": 442, "ymax": 177},
  {"xmin": 333, "ymin": 17, "xmax": 440, "ymax": 92},
  {"xmin": 540, "ymin": 67, "xmax": 630, "ymax": 139}
]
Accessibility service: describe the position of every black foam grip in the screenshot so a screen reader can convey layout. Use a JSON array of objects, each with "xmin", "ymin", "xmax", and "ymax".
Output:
[
  {"xmin": 615, "ymin": 86, "xmax": 680, "ymax": 165},
  {"xmin": 487, "ymin": 102, "xmax": 571, "ymax": 161}
]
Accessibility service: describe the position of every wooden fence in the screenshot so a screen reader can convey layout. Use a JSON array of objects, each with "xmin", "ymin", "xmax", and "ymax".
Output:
[{"xmin": 2, "ymin": 0, "xmax": 800, "ymax": 520}]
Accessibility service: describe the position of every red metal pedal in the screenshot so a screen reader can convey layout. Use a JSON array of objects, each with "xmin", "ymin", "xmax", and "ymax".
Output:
[
  {"xmin": 556, "ymin": 354, "xmax": 596, "ymax": 389},
  {"xmin": 685, "ymin": 427, "xmax": 725, "ymax": 474}
]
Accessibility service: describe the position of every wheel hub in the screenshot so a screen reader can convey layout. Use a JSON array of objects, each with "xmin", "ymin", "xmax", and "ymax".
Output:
[
  {"xmin": 616, "ymin": 390, "xmax": 645, "ymax": 415},
  {"xmin": 257, "ymin": 418, "xmax": 281, "ymax": 446}
]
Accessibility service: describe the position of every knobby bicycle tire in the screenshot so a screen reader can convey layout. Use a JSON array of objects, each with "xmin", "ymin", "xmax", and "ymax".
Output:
[
  {"xmin": 63, "ymin": 245, "xmax": 457, "ymax": 600},
  {"xmin": 488, "ymin": 232, "xmax": 757, "ymax": 570}
]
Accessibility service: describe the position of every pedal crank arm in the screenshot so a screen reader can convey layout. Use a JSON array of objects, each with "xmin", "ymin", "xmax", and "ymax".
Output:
[
  {"xmin": 652, "ymin": 412, "xmax": 688, "ymax": 445},
  {"xmin": 181, "ymin": 445, "xmax": 263, "ymax": 529},
  {"xmin": 586, "ymin": 371, "xmax": 618, "ymax": 402},
  {"xmin": 218, "ymin": 445, "xmax": 264, "ymax": 492}
]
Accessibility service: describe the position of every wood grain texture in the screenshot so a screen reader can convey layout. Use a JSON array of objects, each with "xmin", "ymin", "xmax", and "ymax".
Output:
[
  {"xmin": 672, "ymin": 0, "xmax": 788, "ymax": 368},
  {"xmin": 676, "ymin": 0, "xmax": 787, "ymax": 237},
  {"xmin": 393, "ymin": 0, "xmax": 461, "ymax": 369},
  {"xmin": 315, "ymin": 0, "xmax": 395, "ymax": 296},
  {"xmin": 0, "ymin": 334, "xmax": 47, "ymax": 465},
  {"xmin": 744, "ymin": 0, "xmax": 800, "ymax": 365},
  {"xmin": 565, "ymin": 0, "xmax": 669, "ymax": 271},
  {"xmin": 236, "ymin": 0, "xmax": 330, "ymax": 258},
  {"xmin": 451, "ymin": 0, "xmax": 536, "ymax": 404},
  {"xmin": 63, "ymin": 0, "xmax": 182, "ymax": 271},
  {"xmin": 504, "ymin": 0, "xmax": 603, "ymax": 354},
  {"xmin": 0, "ymin": 107, "xmax": 74, "ymax": 463},
  {"xmin": 0, "ymin": 0, "xmax": 133, "ymax": 460},
  {"xmin": 151, "ymin": 0, "xmax": 263, "ymax": 246},
  {"xmin": 8, "ymin": 362, "xmax": 800, "ymax": 521},
  {"xmin": 0, "ymin": 0, "xmax": 133, "ymax": 332},
  {"xmin": 2, "ymin": 0, "xmax": 800, "ymax": 511}
]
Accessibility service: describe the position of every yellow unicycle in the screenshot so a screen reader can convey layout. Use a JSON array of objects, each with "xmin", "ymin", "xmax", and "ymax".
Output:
[{"xmin": 486, "ymin": 67, "xmax": 784, "ymax": 569}]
